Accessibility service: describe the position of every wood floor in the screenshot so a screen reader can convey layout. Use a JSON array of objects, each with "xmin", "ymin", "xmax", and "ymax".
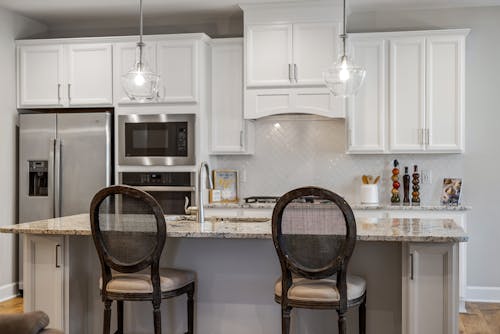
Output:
[{"xmin": 0, "ymin": 297, "xmax": 499, "ymax": 332}]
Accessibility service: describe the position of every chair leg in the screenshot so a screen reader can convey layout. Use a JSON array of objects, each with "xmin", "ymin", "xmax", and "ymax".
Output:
[
  {"xmin": 186, "ymin": 283, "xmax": 195, "ymax": 334},
  {"xmin": 103, "ymin": 299, "xmax": 112, "ymax": 334},
  {"xmin": 359, "ymin": 295, "xmax": 367, "ymax": 334},
  {"xmin": 153, "ymin": 301, "xmax": 162, "ymax": 334},
  {"xmin": 337, "ymin": 310, "xmax": 346, "ymax": 334},
  {"xmin": 281, "ymin": 306, "xmax": 292, "ymax": 334},
  {"xmin": 117, "ymin": 300, "xmax": 124, "ymax": 334}
]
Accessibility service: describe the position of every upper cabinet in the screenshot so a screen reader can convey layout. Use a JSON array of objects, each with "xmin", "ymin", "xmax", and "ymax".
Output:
[
  {"xmin": 347, "ymin": 29, "xmax": 468, "ymax": 154},
  {"xmin": 18, "ymin": 43, "xmax": 113, "ymax": 108},
  {"xmin": 114, "ymin": 37, "xmax": 203, "ymax": 105},
  {"xmin": 241, "ymin": 2, "xmax": 344, "ymax": 119},
  {"xmin": 210, "ymin": 38, "xmax": 254, "ymax": 155},
  {"xmin": 246, "ymin": 22, "xmax": 338, "ymax": 87}
]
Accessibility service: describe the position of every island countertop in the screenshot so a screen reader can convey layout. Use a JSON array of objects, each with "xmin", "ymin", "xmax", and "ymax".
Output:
[{"xmin": 0, "ymin": 213, "xmax": 468, "ymax": 242}]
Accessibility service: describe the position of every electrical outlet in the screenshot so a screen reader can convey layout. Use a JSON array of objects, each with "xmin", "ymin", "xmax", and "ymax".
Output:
[{"xmin": 421, "ymin": 169, "xmax": 432, "ymax": 184}]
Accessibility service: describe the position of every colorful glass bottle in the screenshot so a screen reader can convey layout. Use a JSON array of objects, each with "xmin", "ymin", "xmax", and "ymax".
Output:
[
  {"xmin": 391, "ymin": 160, "xmax": 401, "ymax": 204},
  {"xmin": 412, "ymin": 165, "xmax": 421, "ymax": 206}
]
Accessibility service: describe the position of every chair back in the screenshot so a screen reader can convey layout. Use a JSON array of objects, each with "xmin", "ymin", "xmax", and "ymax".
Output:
[
  {"xmin": 272, "ymin": 186, "xmax": 357, "ymax": 280},
  {"xmin": 90, "ymin": 185, "xmax": 166, "ymax": 289}
]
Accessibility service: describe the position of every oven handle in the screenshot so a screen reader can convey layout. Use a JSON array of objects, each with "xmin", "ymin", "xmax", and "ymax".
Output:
[{"xmin": 133, "ymin": 186, "xmax": 195, "ymax": 192}]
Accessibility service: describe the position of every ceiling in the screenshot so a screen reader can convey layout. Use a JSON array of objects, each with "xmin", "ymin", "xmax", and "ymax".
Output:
[{"xmin": 1, "ymin": 0, "xmax": 500, "ymax": 29}]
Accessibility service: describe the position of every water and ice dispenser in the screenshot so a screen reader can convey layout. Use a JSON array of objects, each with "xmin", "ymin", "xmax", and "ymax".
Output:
[{"xmin": 28, "ymin": 160, "xmax": 48, "ymax": 197}]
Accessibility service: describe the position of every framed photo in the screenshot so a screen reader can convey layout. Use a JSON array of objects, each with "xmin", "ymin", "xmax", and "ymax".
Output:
[
  {"xmin": 440, "ymin": 178, "xmax": 462, "ymax": 206},
  {"xmin": 210, "ymin": 170, "xmax": 239, "ymax": 203}
]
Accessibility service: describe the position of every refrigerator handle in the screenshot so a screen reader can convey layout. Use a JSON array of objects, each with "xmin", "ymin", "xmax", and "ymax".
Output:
[
  {"xmin": 49, "ymin": 139, "xmax": 56, "ymax": 218},
  {"xmin": 54, "ymin": 138, "xmax": 62, "ymax": 218}
]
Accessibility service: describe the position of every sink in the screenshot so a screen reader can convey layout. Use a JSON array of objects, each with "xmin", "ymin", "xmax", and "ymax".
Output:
[{"xmin": 175, "ymin": 215, "xmax": 269, "ymax": 223}]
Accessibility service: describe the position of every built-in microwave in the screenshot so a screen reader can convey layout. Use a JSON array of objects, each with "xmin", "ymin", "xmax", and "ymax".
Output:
[{"xmin": 118, "ymin": 114, "xmax": 195, "ymax": 166}]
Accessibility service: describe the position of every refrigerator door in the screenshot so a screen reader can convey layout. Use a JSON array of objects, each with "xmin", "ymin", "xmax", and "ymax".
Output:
[
  {"xmin": 57, "ymin": 112, "xmax": 111, "ymax": 217},
  {"xmin": 19, "ymin": 114, "xmax": 57, "ymax": 223}
]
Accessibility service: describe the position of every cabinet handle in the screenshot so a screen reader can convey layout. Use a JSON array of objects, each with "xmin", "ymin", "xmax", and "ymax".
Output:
[
  {"xmin": 426, "ymin": 129, "xmax": 430, "ymax": 146},
  {"xmin": 410, "ymin": 253, "xmax": 414, "ymax": 280},
  {"xmin": 68, "ymin": 84, "xmax": 71, "ymax": 104},
  {"xmin": 294, "ymin": 64, "xmax": 298, "ymax": 82},
  {"xmin": 57, "ymin": 84, "xmax": 61, "ymax": 103},
  {"xmin": 240, "ymin": 130, "xmax": 244, "ymax": 147},
  {"xmin": 288, "ymin": 64, "xmax": 293, "ymax": 82},
  {"xmin": 55, "ymin": 244, "xmax": 61, "ymax": 268},
  {"xmin": 419, "ymin": 128, "xmax": 425, "ymax": 145}
]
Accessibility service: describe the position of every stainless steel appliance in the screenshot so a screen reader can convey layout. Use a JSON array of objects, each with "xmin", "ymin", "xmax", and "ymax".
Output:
[
  {"xmin": 118, "ymin": 114, "xmax": 195, "ymax": 166},
  {"xmin": 19, "ymin": 111, "xmax": 112, "ymax": 288},
  {"xmin": 120, "ymin": 172, "xmax": 195, "ymax": 214}
]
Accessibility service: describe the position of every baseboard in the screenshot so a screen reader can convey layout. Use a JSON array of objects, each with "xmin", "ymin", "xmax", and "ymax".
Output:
[
  {"xmin": 0, "ymin": 282, "xmax": 19, "ymax": 303},
  {"xmin": 466, "ymin": 286, "xmax": 500, "ymax": 303}
]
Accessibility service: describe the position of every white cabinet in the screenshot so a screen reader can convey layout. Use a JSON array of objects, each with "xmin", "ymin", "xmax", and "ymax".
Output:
[
  {"xmin": 246, "ymin": 24, "xmax": 293, "ymax": 87},
  {"xmin": 157, "ymin": 40, "xmax": 199, "ymax": 103},
  {"xmin": 346, "ymin": 29, "xmax": 468, "ymax": 154},
  {"xmin": 426, "ymin": 35, "xmax": 465, "ymax": 152},
  {"xmin": 114, "ymin": 39, "xmax": 201, "ymax": 104},
  {"xmin": 23, "ymin": 235, "xmax": 65, "ymax": 331},
  {"xmin": 245, "ymin": 22, "xmax": 337, "ymax": 87},
  {"xmin": 67, "ymin": 44, "xmax": 113, "ymax": 106},
  {"xmin": 347, "ymin": 38, "xmax": 387, "ymax": 153},
  {"xmin": 389, "ymin": 37, "xmax": 427, "ymax": 152},
  {"xmin": 210, "ymin": 38, "xmax": 254, "ymax": 154},
  {"xmin": 17, "ymin": 43, "xmax": 113, "ymax": 108},
  {"xmin": 241, "ymin": 2, "xmax": 343, "ymax": 119},
  {"xmin": 18, "ymin": 45, "xmax": 65, "ymax": 107},
  {"xmin": 402, "ymin": 243, "xmax": 459, "ymax": 334}
]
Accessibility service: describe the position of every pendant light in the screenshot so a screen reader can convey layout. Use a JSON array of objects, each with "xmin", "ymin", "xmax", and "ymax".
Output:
[
  {"xmin": 121, "ymin": 0, "xmax": 160, "ymax": 101},
  {"xmin": 323, "ymin": 0, "xmax": 366, "ymax": 97}
]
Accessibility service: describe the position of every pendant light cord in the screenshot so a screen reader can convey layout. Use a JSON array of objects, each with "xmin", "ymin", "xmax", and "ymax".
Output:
[
  {"xmin": 341, "ymin": 0, "xmax": 347, "ymax": 58},
  {"xmin": 137, "ymin": 0, "xmax": 144, "ymax": 69}
]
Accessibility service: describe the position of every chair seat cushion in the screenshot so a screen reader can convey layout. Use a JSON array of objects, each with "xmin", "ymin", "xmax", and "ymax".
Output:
[
  {"xmin": 100, "ymin": 268, "xmax": 195, "ymax": 294},
  {"xmin": 275, "ymin": 275, "xmax": 366, "ymax": 303}
]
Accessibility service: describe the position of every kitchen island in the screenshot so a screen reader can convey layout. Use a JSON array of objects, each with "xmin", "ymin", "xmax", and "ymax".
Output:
[{"xmin": 1, "ymin": 214, "xmax": 467, "ymax": 334}]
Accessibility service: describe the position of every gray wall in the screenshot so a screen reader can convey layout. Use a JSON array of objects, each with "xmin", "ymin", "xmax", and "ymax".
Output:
[
  {"xmin": 0, "ymin": 8, "xmax": 46, "ymax": 300},
  {"xmin": 214, "ymin": 5, "xmax": 500, "ymax": 296}
]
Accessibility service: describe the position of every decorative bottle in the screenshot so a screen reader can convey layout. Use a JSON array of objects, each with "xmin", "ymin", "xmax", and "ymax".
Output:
[
  {"xmin": 412, "ymin": 165, "xmax": 421, "ymax": 206},
  {"xmin": 403, "ymin": 166, "xmax": 410, "ymax": 205},
  {"xmin": 390, "ymin": 160, "xmax": 401, "ymax": 204}
]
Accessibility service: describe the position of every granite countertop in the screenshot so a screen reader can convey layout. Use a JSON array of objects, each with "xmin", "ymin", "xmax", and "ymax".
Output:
[
  {"xmin": 204, "ymin": 203, "xmax": 470, "ymax": 211},
  {"xmin": 0, "ymin": 213, "xmax": 468, "ymax": 242}
]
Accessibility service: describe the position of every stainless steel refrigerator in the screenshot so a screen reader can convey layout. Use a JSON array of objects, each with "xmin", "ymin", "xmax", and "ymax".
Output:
[{"xmin": 19, "ymin": 111, "xmax": 112, "ymax": 288}]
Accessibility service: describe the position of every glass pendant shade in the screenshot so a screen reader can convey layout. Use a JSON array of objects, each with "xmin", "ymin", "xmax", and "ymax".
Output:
[
  {"xmin": 121, "ymin": 44, "xmax": 159, "ymax": 102},
  {"xmin": 323, "ymin": 55, "xmax": 366, "ymax": 97}
]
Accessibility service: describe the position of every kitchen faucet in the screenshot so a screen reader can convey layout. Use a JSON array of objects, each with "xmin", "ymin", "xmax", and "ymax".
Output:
[{"xmin": 198, "ymin": 161, "xmax": 214, "ymax": 224}]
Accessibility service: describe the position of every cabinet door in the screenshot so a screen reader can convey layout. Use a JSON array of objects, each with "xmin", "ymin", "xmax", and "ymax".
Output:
[
  {"xmin": 23, "ymin": 235, "xmax": 65, "ymax": 331},
  {"xmin": 389, "ymin": 37, "xmax": 426, "ymax": 152},
  {"xmin": 18, "ymin": 45, "xmax": 64, "ymax": 107},
  {"xmin": 67, "ymin": 44, "xmax": 113, "ymax": 106},
  {"xmin": 403, "ymin": 243, "xmax": 459, "ymax": 334},
  {"xmin": 157, "ymin": 40, "xmax": 199, "ymax": 103},
  {"xmin": 293, "ymin": 22, "xmax": 338, "ymax": 85},
  {"xmin": 114, "ymin": 42, "xmax": 156, "ymax": 103},
  {"xmin": 211, "ymin": 40, "xmax": 253, "ymax": 154},
  {"xmin": 347, "ymin": 38, "xmax": 387, "ymax": 153},
  {"xmin": 246, "ymin": 24, "xmax": 293, "ymax": 87},
  {"xmin": 426, "ymin": 35, "xmax": 465, "ymax": 152}
]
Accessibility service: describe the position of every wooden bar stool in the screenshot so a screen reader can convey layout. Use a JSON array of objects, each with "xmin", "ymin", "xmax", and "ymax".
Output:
[
  {"xmin": 272, "ymin": 186, "xmax": 366, "ymax": 334},
  {"xmin": 90, "ymin": 185, "xmax": 195, "ymax": 334}
]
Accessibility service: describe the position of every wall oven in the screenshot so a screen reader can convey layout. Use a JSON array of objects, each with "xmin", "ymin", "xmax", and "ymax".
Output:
[
  {"xmin": 120, "ymin": 172, "xmax": 194, "ymax": 215},
  {"xmin": 118, "ymin": 114, "xmax": 195, "ymax": 166}
]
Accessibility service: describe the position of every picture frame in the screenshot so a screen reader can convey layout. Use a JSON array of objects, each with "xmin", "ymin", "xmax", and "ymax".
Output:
[
  {"xmin": 440, "ymin": 178, "xmax": 462, "ymax": 206},
  {"xmin": 210, "ymin": 169, "xmax": 239, "ymax": 203}
]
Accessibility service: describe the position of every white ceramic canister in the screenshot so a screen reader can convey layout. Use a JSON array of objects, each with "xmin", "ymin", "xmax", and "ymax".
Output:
[{"xmin": 360, "ymin": 184, "xmax": 379, "ymax": 205}]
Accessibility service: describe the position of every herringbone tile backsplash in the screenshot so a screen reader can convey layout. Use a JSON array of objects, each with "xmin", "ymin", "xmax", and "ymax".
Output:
[{"xmin": 213, "ymin": 115, "xmax": 464, "ymax": 205}]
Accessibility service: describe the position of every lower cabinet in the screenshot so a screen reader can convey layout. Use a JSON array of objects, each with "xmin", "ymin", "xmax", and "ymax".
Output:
[
  {"xmin": 23, "ymin": 235, "xmax": 91, "ymax": 334},
  {"xmin": 402, "ymin": 242, "xmax": 459, "ymax": 334},
  {"xmin": 23, "ymin": 235, "xmax": 65, "ymax": 331}
]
